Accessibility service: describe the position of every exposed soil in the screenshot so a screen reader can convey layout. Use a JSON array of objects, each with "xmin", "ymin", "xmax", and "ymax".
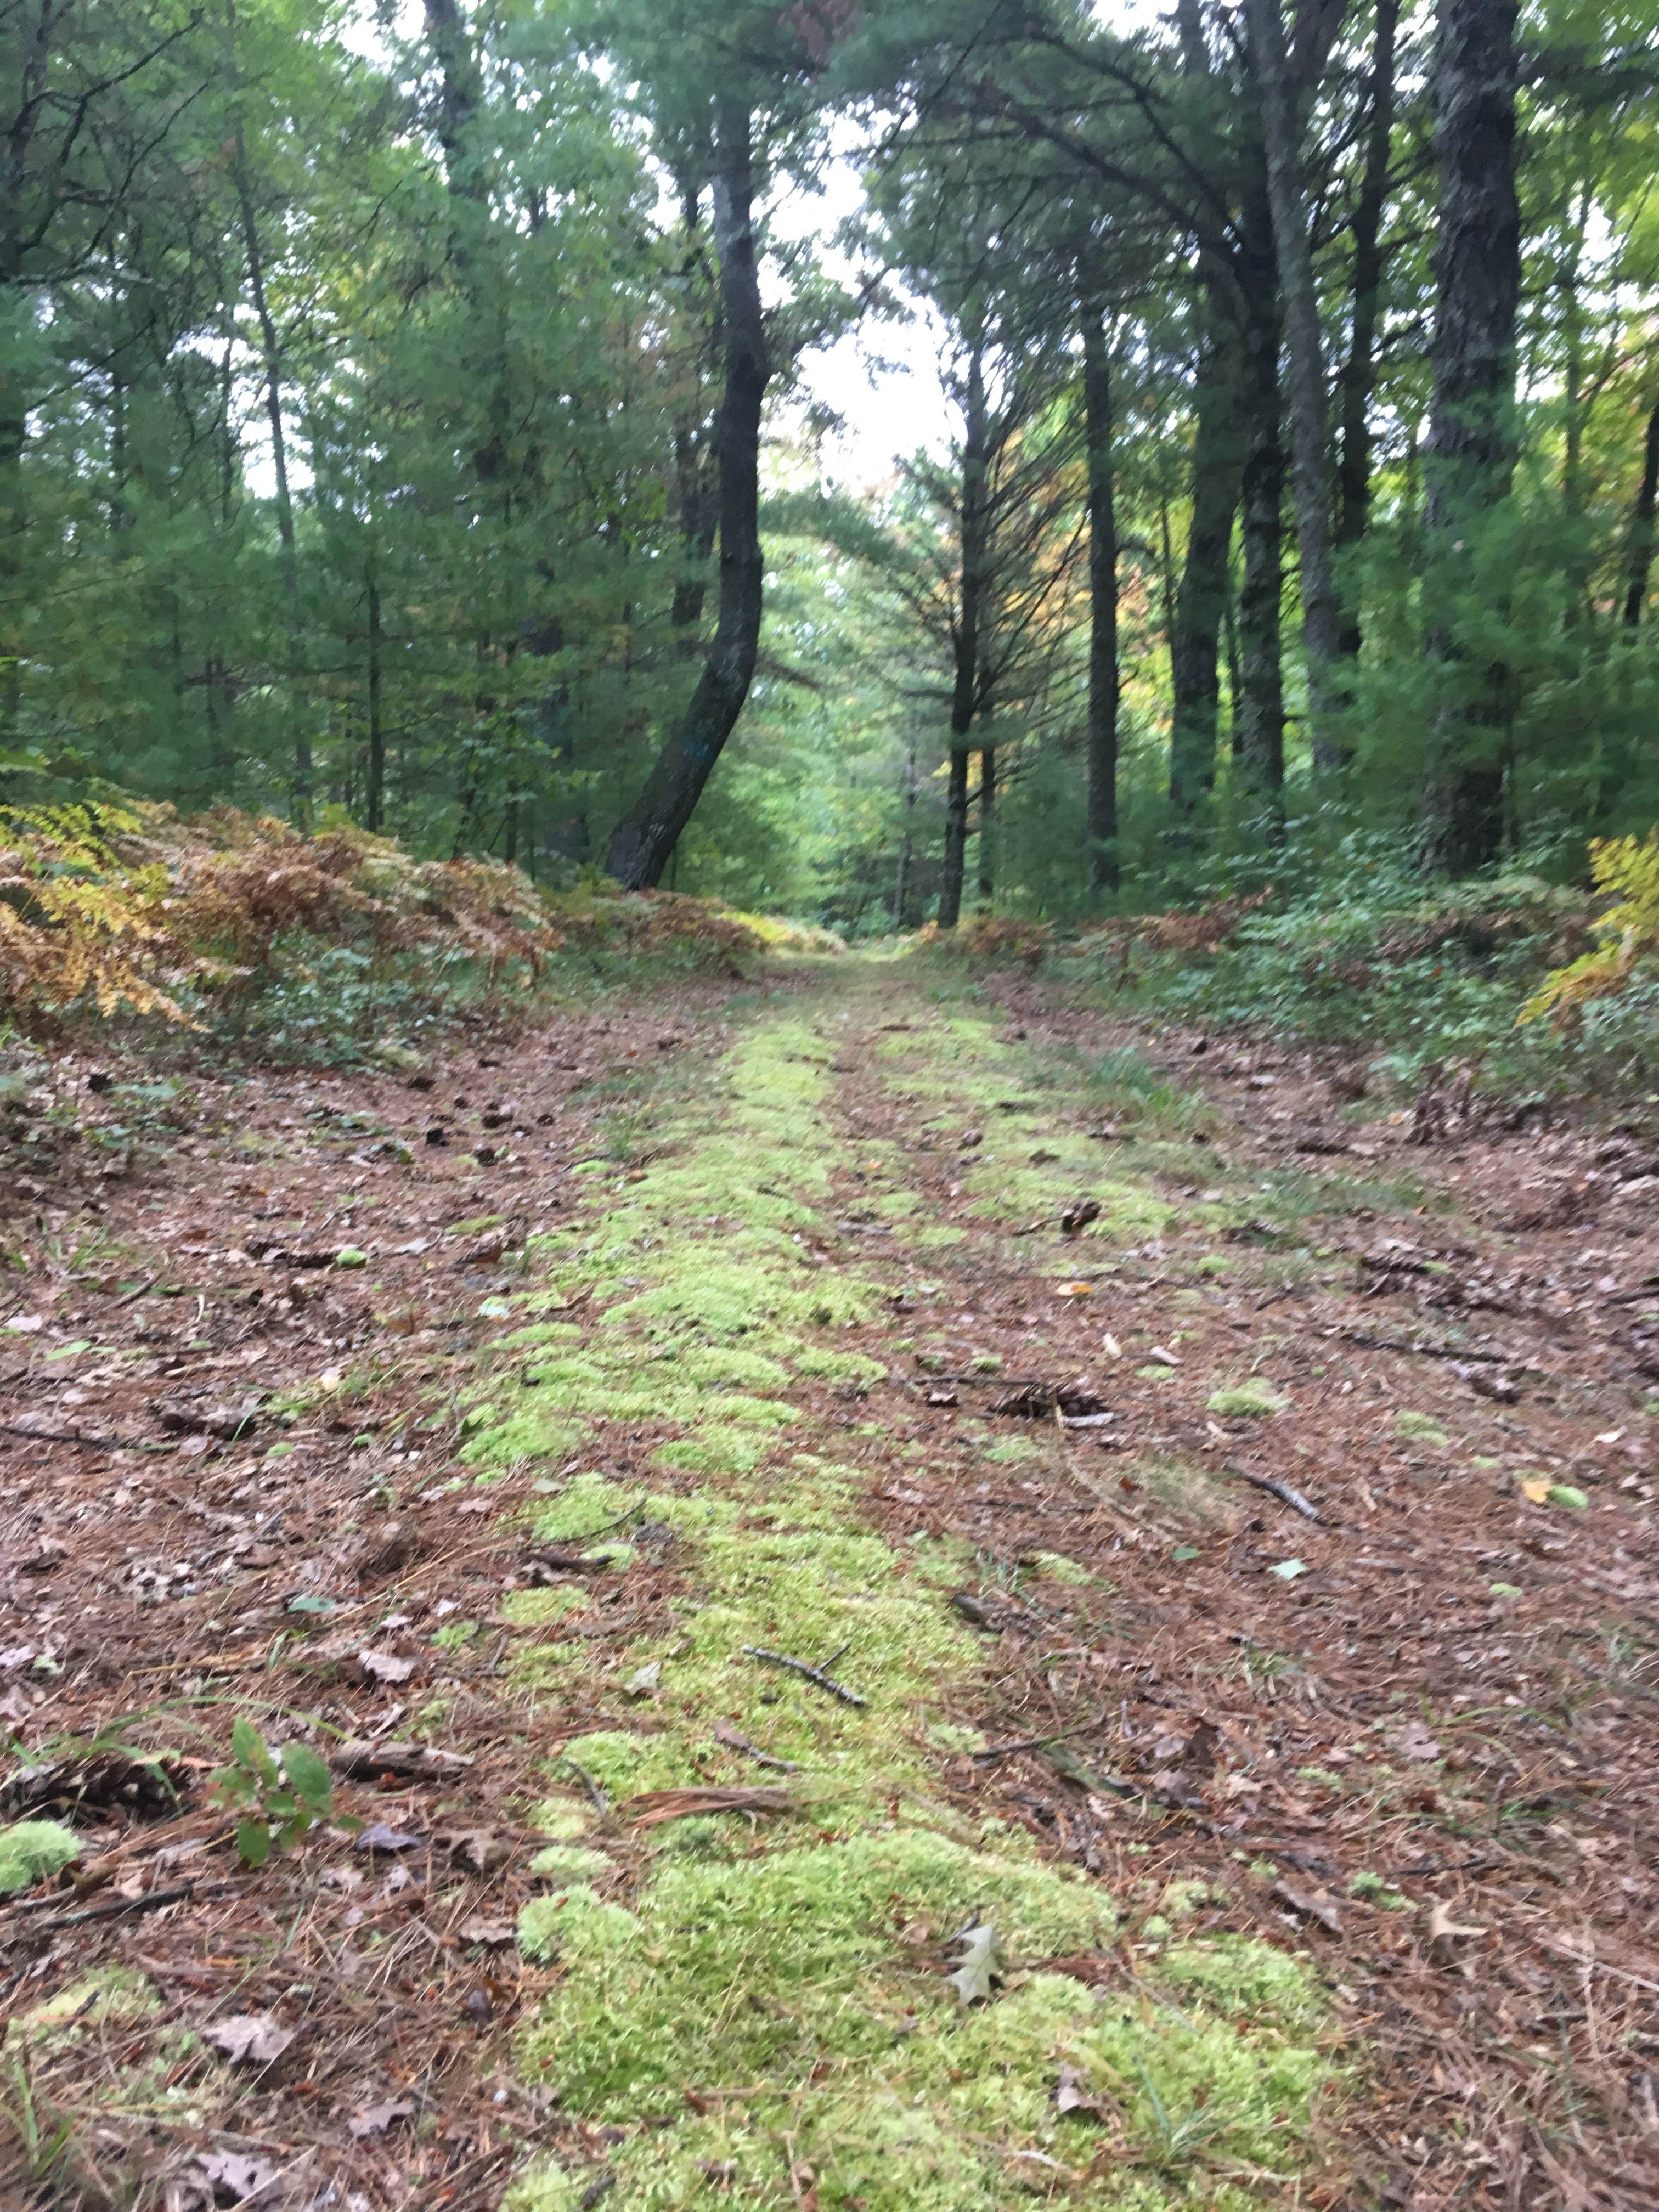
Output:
[{"xmin": 2, "ymin": 955, "xmax": 1655, "ymax": 2211}]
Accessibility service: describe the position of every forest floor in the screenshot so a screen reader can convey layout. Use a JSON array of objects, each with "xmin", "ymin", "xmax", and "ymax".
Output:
[{"xmin": 1, "ymin": 949, "xmax": 1656, "ymax": 2212}]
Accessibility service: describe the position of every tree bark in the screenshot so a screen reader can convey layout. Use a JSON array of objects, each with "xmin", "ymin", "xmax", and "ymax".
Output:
[
  {"xmin": 366, "ymin": 562, "xmax": 385, "ymax": 832},
  {"xmin": 1621, "ymin": 400, "xmax": 1659, "ymax": 629},
  {"xmin": 976, "ymin": 744, "xmax": 996, "ymax": 905},
  {"xmin": 1335, "ymin": 0, "xmax": 1398, "ymax": 662},
  {"xmin": 605, "ymin": 103, "xmax": 768, "ymax": 889},
  {"xmin": 936, "ymin": 334, "xmax": 989, "ymax": 930},
  {"xmin": 1169, "ymin": 334, "xmax": 1240, "ymax": 816},
  {"xmin": 1248, "ymin": 0, "xmax": 1344, "ymax": 771},
  {"xmin": 231, "ymin": 110, "xmax": 309, "ymax": 822},
  {"xmin": 1420, "ymin": 0, "xmax": 1521, "ymax": 876},
  {"xmin": 1235, "ymin": 177, "xmax": 1285, "ymax": 812},
  {"xmin": 1082, "ymin": 313, "xmax": 1119, "ymax": 900}
]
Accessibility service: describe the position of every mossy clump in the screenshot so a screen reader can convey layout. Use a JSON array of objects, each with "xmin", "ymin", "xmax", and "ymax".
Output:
[
  {"xmin": 1392, "ymin": 1408, "xmax": 1448, "ymax": 1447},
  {"xmin": 0, "ymin": 1819, "xmax": 80, "ymax": 1897},
  {"xmin": 1206, "ymin": 1379, "xmax": 1286, "ymax": 1418},
  {"xmin": 512, "ymin": 1835, "xmax": 1329, "ymax": 2211}
]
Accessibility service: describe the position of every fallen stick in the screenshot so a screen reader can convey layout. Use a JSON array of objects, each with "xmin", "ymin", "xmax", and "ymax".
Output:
[
  {"xmin": 0, "ymin": 1419, "xmax": 173, "ymax": 1453},
  {"xmin": 12, "ymin": 1882, "xmax": 195, "ymax": 1938},
  {"xmin": 712, "ymin": 1720, "xmax": 802, "ymax": 1773},
  {"xmin": 1340, "ymin": 1330, "xmax": 1506, "ymax": 1364},
  {"xmin": 742, "ymin": 1645, "xmax": 867, "ymax": 1708},
  {"xmin": 970, "ymin": 1723, "xmax": 1096, "ymax": 1765},
  {"xmin": 1226, "ymin": 1465, "xmax": 1324, "ymax": 1523}
]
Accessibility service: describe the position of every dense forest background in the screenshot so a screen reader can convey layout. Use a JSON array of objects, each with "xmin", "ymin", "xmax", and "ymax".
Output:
[{"xmin": 3, "ymin": 0, "xmax": 1656, "ymax": 935}]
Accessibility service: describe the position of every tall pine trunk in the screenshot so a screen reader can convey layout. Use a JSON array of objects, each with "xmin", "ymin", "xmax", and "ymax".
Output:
[
  {"xmin": 977, "ymin": 744, "xmax": 996, "ymax": 905},
  {"xmin": 1236, "ymin": 168, "xmax": 1285, "ymax": 813},
  {"xmin": 1622, "ymin": 402, "xmax": 1659, "ymax": 628},
  {"xmin": 1169, "ymin": 334, "xmax": 1240, "ymax": 816},
  {"xmin": 1420, "ymin": 0, "xmax": 1521, "ymax": 875},
  {"xmin": 1083, "ymin": 313, "xmax": 1120, "ymax": 900},
  {"xmin": 936, "ymin": 336, "xmax": 988, "ymax": 930},
  {"xmin": 606, "ymin": 104, "xmax": 768, "ymax": 889},
  {"xmin": 1248, "ymin": 0, "xmax": 1344, "ymax": 771},
  {"xmin": 1335, "ymin": 0, "xmax": 1399, "ymax": 662}
]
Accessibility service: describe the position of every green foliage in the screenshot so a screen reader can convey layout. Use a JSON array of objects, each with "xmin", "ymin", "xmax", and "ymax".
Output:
[{"xmin": 208, "ymin": 1718, "xmax": 346, "ymax": 1867}]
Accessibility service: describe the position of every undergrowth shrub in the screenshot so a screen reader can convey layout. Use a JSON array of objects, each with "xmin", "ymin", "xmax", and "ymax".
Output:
[
  {"xmin": 1062, "ymin": 848, "xmax": 1658, "ymax": 1098},
  {"xmin": 0, "ymin": 798, "xmax": 765, "ymax": 1065}
]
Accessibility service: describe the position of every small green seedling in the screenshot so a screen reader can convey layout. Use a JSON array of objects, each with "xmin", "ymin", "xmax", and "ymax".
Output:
[{"xmin": 210, "ymin": 1718, "xmax": 355, "ymax": 1867}]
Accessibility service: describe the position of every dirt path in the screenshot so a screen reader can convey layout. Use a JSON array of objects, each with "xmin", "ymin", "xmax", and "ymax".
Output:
[{"xmin": 3, "ymin": 953, "xmax": 1655, "ymax": 2211}]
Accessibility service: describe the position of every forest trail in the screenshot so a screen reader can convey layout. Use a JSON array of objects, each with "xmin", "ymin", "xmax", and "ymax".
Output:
[{"xmin": 3, "ymin": 952, "xmax": 1656, "ymax": 2211}]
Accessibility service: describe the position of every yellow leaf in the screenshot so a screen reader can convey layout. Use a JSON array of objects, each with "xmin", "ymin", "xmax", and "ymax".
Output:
[{"xmin": 1520, "ymin": 1477, "xmax": 1551, "ymax": 1504}]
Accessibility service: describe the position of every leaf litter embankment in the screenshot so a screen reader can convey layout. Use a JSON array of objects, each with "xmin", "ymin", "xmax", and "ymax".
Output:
[{"xmin": 472, "ymin": 968, "xmax": 1338, "ymax": 2210}]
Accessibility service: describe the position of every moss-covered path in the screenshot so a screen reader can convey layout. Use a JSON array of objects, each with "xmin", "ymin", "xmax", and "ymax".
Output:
[{"xmin": 472, "ymin": 961, "xmax": 1336, "ymax": 2211}]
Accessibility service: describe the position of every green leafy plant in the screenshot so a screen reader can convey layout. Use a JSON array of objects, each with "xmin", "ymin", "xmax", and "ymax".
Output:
[{"xmin": 209, "ymin": 1718, "xmax": 352, "ymax": 1867}]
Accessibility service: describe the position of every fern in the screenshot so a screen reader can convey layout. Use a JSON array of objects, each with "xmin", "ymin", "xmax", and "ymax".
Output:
[{"xmin": 1521, "ymin": 834, "xmax": 1659, "ymax": 1028}]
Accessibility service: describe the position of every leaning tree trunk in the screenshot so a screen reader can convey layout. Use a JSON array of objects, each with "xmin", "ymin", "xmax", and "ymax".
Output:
[
  {"xmin": 937, "ymin": 335, "xmax": 989, "ymax": 930},
  {"xmin": 606, "ymin": 103, "xmax": 768, "ymax": 889},
  {"xmin": 1248, "ymin": 0, "xmax": 1344, "ymax": 772},
  {"xmin": 1082, "ymin": 313, "xmax": 1120, "ymax": 901},
  {"xmin": 1335, "ymin": 0, "xmax": 1400, "ymax": 663},
  {"xmin": 1420, "ymin": 0, "xmax": 1521, "ymax": 876},
  {"xmin": 1622, "ymin": 400, "xmax": 1659, "ymax": 629}
]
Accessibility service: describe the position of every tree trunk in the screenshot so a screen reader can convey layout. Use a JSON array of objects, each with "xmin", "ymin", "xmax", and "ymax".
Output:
[
  {"xmin": 1248, "ymin": 0, "xmax": 1344, "ymax": 771},
  {"xmin": 893, "ymin": 734, "xmax": 917, "ymax": 929},
  {"xmin": 936, "ymin": 334, "xmax": 989, "ymax": 929},
  {"xmin": 605, "ymin": 103, "xmax": 768, "ymax": 889},
  {"xmin": 1420, "ymin": 0, "xmax": 1521, "ymax": 876},
  {"xmin": 1621, "ymin": 400, "xmax": 1659, "ymax": 628},
  {"xmin": 1335, "ymin": 0, "xmax": 1398, "ymax": 662},
  {"xmin": 366, "ymin": 562, "xmax": 385, "ymax": 832},
  {"xmin": 671, "ymin": 174, "xmax": 718, "ymax": 645},
  {"xmin": 1232, "ymin": 145, "xmax": 1285, "ymax": 812},
  {"xmin": 231, "ymin": 114, "xmax": 309, "ymax": 822},
  {"xmin": 1082, "ymin": 313, "xmax": 1119, "ymax": 900},
  {"xmin": 976, "ymin": 744, "xmax": 996, "ymax": 905},
  {"xmin": 938, "ymin": 748, "xmax": 970, "ymax": 929},
  {"xmin": 1169, "ymin": 334, "xmax": 1240, "ymax": 815}
]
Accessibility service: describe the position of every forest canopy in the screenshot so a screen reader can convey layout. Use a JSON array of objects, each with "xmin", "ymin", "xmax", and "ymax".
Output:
[{"xmin": 3, "ymin": 0, "xmax": 1656, "ymax": 932}]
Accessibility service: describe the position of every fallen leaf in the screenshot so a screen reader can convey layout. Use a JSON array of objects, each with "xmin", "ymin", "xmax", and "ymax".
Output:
[
  {"xmin": 1059, "ymin": 1198, "xmax": 1102, "ymax": 1237},
  {"xmin": 1426, "ymin": 1898, "xmax": 1487, "ymax": 1963},
  {"xmin": 1054, "ymin": 1282, "xmax": 1094, "ymax": 1299},
  {"xmin": 1547, "ymin": 1483, "xmax": 1589, "ymax": 1510},
  {"xmin": 205, "ymin": 2012, "xmax": 295, "ymax": 2066},
  {"xmin": 946, "ymin": 1921, "xmax": 1002, "ymax": 2006},
  {"xmin": 623, "ymin": 1661, "xmax": 662, "ymax": 1697},
  {"xmin": 358, "ymin": 1649, "xmax": 416, "ymax": 1684},
  {"xmin": 1145, "ymin": 1344, "xmax": 1180, "ymax": 1367},
  {"xmin": 348, "ymin": 2098, "xmax": 415, "ymax": 2140},
  {"xmin": 1268, "ymin": 1558, "xmax": 1308, "ymax": 1582},
  {"xmin": 1386, "ymin": 1719, "xmax": 1442, "ymax": 1765},
  {"xmin": 5, "ymin": 1313, "xmax": 44, "ymax": 1333},
  {"xmin": 456, "ymin": 1915, "xmax": 515, "ymax": 1946},
  {"xmin": 1054, "ymin": 2061, "xmax": 1113, "ymax": 2119},
  {"xmin": 194, "ymin": 2149, "xmax": 281, "ymax": 2196},
  {"xmin": 442, "ymin": 1827, "xmax": 514, "ymax": 1873},
  {"xmin": 1271, "ymin": 1880, "xmax": 1344, "ymax": 1935},
  {"xmin": 1520, "ymin": 1477, "xmax": 1553, "ymax": 1504},
  {"xmin": 356, "ymin": 1822, "xmax": 422, "ymax": 1854}
]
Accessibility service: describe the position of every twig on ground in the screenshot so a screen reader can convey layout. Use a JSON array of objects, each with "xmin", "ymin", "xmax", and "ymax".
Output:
[
  {"xmin": 971, "ymin": 1722, "xmax": 1096, "ymax": 1764},
  {"xmin": 742, "ymin": 1645, "xmax": 867, "ymax": 1708},
  {"xmin": 560, "ymin": 1756, "xmax": 609, "ymax": 1812},
  {"xmin": 11, "ymin": 1882, "xmax": 194, "ymax": 1938},
  {"xmin": 0, "ymin": 1419, "xmax": 173, "ymax": 1453},
  {"xmin": 712, "ymin": 1720, "xmax": 801, "ymax": 1772},
  {"xmin": 1226, "ymin": 1464, "xmax": 1325, "ymax": 1522}
]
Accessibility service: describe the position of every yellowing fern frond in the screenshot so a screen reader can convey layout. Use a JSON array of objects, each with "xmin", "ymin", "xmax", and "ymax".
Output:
[{"xmin": 1520, "ymin": 833, "xmax": 1659, "ymax": 1028}]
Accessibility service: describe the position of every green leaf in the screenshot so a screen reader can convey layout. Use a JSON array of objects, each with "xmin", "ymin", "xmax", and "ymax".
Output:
[
  {"xmin": 1171, "ymin": 1544, "xmax": 1200, "ymax": 1562},
  {"xmin": 232, "ymin": 1717, "xmax": 275, "ymax": 1781},
  {"xmin": 286, "ymin": 1594, "xmax": 336, "ymax": 1616},
  {"xmin": 281, "ymin": 1743, "xmax": 333, "ymax": 1812},
  {"xmin": 236, "ymin": 1819, "xmax": 274, "ymax": 1869}
]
